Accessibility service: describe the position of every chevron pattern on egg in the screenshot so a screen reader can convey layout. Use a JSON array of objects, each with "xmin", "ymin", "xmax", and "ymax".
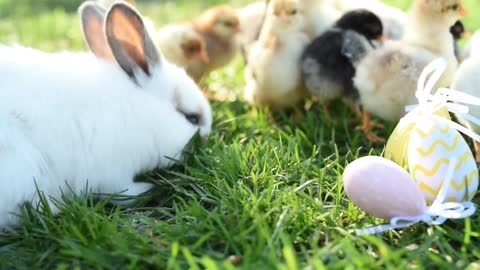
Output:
[
  {"xmin": 418, "ymin": 169, "xmax": 478, "ymax": 195},
  {"xmin": 412, "ymin": 158, "xmax": 449, "ymax": 177},
  {"xmin": 415, "ymin": 125, "xmax": 450, "ymax": 139},
  {"xmin": 454, "ymin": 151, "xmax": 474, "ymax": 170},
  {"xmin": 451, "ymin": 170, "xmax": 478, "ymax": 191},
  {"xmin": 415, "ymin": 136, "xmax": 460, "ymax": 157},
  {"xmin": 408, "ymin": 118, "xmax": 479, "ymax": 203}
]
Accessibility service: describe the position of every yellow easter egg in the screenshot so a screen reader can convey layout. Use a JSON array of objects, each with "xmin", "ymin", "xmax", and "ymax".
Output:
[
  {"xmin": 384, "ymin": 118, "xmax": 415, "ymax": 168},
  {"xmin": 408, "ymin": 117, "xmax": 479, "ymax": 204},
  {"xmin": 384, "ymin": 103, "xmax": 451, "ymax": 169}
]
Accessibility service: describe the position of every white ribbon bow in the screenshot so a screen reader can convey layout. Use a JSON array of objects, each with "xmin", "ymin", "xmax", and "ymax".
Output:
[
  {"xmin": 406, "ymin": 58, "xmax": 480, "ymax": 142},
  {"xmin": 356, "ymin": 58, "xmax": 479, "ymax": 236},
  {"xmin": 356, "ymin": 158, "xmax": 476, "ymax": 235}
]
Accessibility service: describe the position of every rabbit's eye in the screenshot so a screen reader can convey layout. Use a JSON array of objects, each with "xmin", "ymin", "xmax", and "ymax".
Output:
[{"xmin": 185, "ymin": 114, "xmax": 200, "ymax": 125}]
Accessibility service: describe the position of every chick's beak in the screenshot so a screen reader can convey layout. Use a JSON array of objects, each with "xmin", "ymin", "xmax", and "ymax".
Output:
[
  {"xmin": 197, "ymin": 51, "xmax": 210, "ymax": 63},
  {"xmin": 377, "ymin": 35, "xmax": 387, "ymax": 42},
  {"xmin": 233, "ymin": 24, "xmax": 241, "ymax": 33},
  {"xmin": 459, "ymin": 4, "xmax": 469, "ymax": 17}
]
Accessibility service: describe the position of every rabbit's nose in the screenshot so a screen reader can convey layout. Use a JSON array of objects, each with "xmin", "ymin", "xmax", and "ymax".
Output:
[
  {"xmin": 200, "ymin": 134, "xmax": 209, "ymax": 145},
  {"xmin": 198, "ymin": 126, "xmax": 211, "ymax": 144}
]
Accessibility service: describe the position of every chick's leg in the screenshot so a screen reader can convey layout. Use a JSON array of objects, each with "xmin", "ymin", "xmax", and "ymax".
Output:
[
  {"xmin": 343, "ymin": 99, "xmax": 362, "ymax": 122},
  {"xmin": 357, "ymin": 110, "xmax": 385, "ymax": 144},
  {"xmin": 343, "ymin": 99, "xmax": 384, "ymax": 129}
]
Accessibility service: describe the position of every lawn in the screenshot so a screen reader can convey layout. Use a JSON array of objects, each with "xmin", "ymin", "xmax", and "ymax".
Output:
[{"xmin": 1, "ymin": 0, "xmax": 480, "ymax": 269}]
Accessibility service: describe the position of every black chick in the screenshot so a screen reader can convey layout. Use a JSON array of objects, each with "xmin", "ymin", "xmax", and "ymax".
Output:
[
  {"xmin": 300, "ymin": 9, "xmax": 384, "ymax": 115},
  {"xmin": 450, "ymin": 20, "xmax": 466, "ymax": 62}
]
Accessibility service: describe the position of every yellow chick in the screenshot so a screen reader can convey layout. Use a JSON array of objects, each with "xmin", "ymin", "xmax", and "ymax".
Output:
[
  {"xmin": 238, "ymin": 0, "xmax": 340, "ymax": 67},
  {"xmin": 244, "ymin": 0, "xmax": 310, "ymax": 109}
]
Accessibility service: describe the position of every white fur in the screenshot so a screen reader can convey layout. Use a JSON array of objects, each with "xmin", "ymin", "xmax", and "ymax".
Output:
[{"xmin": 0, "ymin": 41, "xmax": 211, "ymax": 229}]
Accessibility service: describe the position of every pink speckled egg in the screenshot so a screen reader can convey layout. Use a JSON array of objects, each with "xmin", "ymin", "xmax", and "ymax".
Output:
[{"xmin": 343, "ymin": 156, "xmax": 427, "ymax": 220}]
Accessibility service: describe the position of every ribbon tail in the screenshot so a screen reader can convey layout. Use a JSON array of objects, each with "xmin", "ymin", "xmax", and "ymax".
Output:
[
  {"xmin": 355, "ymin": 215, "xmax": 428, "ymax": 236},
  {"xmin": 355, "ymin": 224, "xmax": 400, "ymax": 236},
  {"xmin": 436, "ymin": 88, "xmax": 480, "ymax": 107},
  {"xmin": 416, "ymin": 58, "xmax": 447, "ymax": 103},
  {"xmin": 431, "ymin": 216, "xmax": 447, "ymax": 225}
]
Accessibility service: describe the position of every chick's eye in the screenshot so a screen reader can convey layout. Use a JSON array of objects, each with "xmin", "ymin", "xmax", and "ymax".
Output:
[
  {"xmin": 185, "ymin": 113, "xmax": 200, "ymax": 125},
  {"xmin": 451, "ymin": 4, "xmax": 459, "ymax": 10},
  {"xmin": 223, "ymin": 21, "xmax": 234, "ymax": 27},
  {"xmin": 290, "ymin": 9, "xmax": 297, "ymax": 15},
  {"xmin": 187, "ymin": 44, "xmax": 198, "ymax": 52}
]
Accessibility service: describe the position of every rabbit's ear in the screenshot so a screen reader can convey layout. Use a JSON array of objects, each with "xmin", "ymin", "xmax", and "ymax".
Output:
[
  {"xmin": 79, "ymin": 1, "xmax": 114, "ymax": 60},
  {"xmin": 105, "ymin": 2, "xmax": 160, "ymax": 81}
]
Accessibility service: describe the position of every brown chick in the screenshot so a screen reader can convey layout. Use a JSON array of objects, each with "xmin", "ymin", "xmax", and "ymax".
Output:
[{"xmin": 189, "ymin": 5, "xmax": 241, "ymax": 82}]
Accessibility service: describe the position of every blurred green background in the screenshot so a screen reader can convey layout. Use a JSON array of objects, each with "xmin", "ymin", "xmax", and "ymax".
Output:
[{"xmin": 1, "ymin": 0, "xmax": 479, "ymax": 52}]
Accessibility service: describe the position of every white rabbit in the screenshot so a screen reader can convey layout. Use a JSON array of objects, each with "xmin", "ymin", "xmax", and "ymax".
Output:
[{"xmin": 0, "ymin": 1, "xmax": 212, "ymax": 229}]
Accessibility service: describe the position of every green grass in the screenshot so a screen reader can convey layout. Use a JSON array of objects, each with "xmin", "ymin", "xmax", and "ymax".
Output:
[{"xmin": 1, "ymin": 0, "xmax": 480, "ymax": 269}]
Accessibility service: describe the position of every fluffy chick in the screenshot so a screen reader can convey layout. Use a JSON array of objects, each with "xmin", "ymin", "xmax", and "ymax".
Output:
[
  {"xmin": 238, "ymin": 0, "xmax": 340, "ymax": 64},
  {"xmin": 452, "ymin": 31, "xmax": 480, "ymax": 160},
  {"xmin": 301, "ymin": 9, "xmax": 384, "ymax": 115},
  {"xmin": 155, "ymin": 24, "xmax": 209, "ymax": 75},
  {"xmin": 244, "ymin": 0, "xmax": 310, "ymax": 109},
  {"xmin": 354, "ymin": 0, "xmax": 467, "ymax": 129},
  {"xmin": 189, "ymin": 5, "xmax": 241, "ymax": 82},
  {"xmin": 239, "ymin": 0, "xmax": 341, "ymax": 39}
]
